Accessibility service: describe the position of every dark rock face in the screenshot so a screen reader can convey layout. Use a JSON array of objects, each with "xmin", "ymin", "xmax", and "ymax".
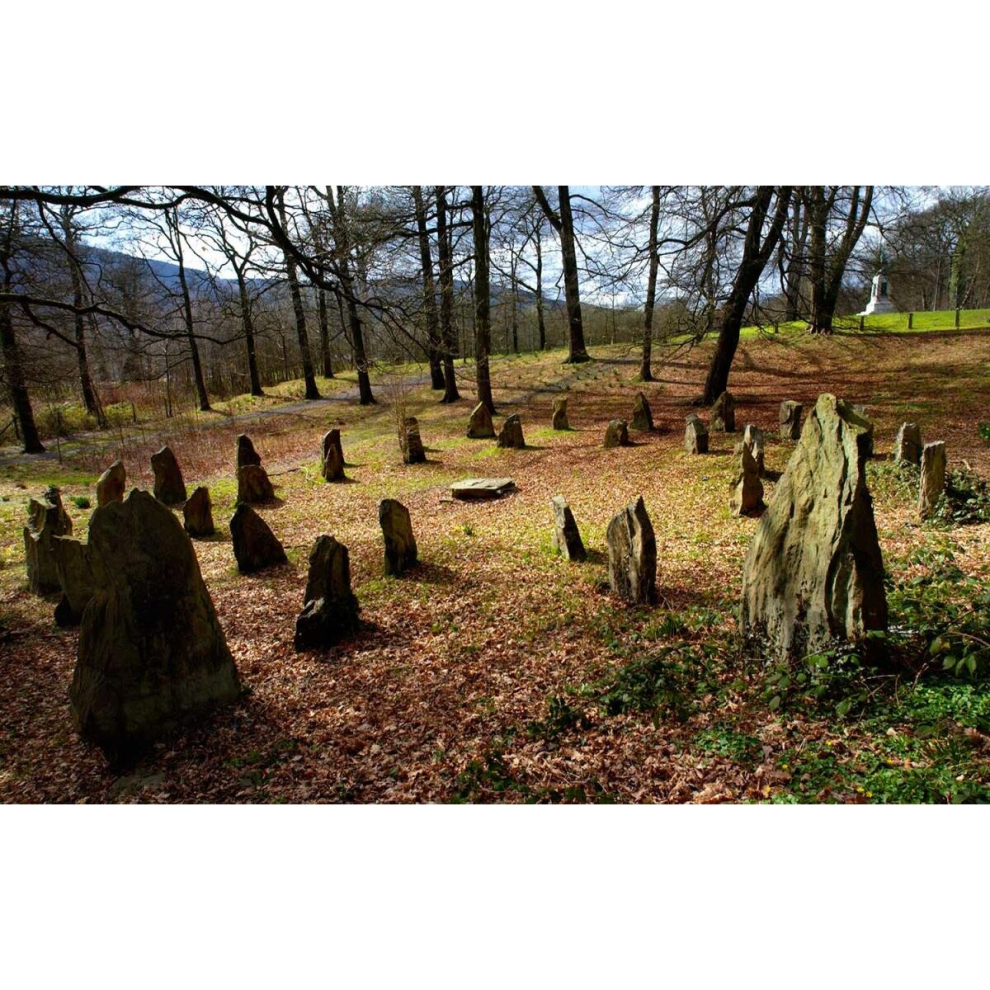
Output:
[
  {"xmin": 52, "ymin": 535, "xmax": 95, "ymax": 627},
  {"xmin": 69, "ymin": 490, "xmax": 240, "ymax": 762},
  {"xmin": 730, "ymin": 442, "xmax": 765, "ymax": 517},
  {"xmin": 631, "ymin": 392, "xmax": 654, "ymax": 432},
  {"xmin": 96, "ymin": 460, "xmax": 126, "ymax": 507},
  {"xmin": 779, "ymin": 401, "xmax": 803, "ymax": 440},
  {"xmin": 229, "ymin": 503, "xmax": 287, "ymax": 574},
  {"xmin": 151, "ymin": 446, "xmax": 187, "ymax": 504},
  {"xmin": 741, "ymin": 394, "xmax": 887, "ymax": 662},
  {"xmin": 743, "ymin": 424, "xmax": 765, "ymax": 476},
  {"xmin": 711, "ymin": 391, "xmax": 736, "ymax": 432},
  {"xmin": 24, "ymin": 486, "xmax": 73, "ymax": 594},
  {"xmin": 550, "ymin": 495, "xmax": 587, "ymax": 562},
  {"xmin": 467, "ymin": 402, "xmax": 495, "ymax": 439},
  {"xmin": 237, "ymin": 464, "xmax": 275, "ymax": 504},
  {"xmin": 294, "ymin": 535, "xmax": 361, "ymax": 651},
  {"xmin": 321, "ymin": 430, "xmax": 346, "ymax": 482},
  {"xmin": 918, "ymin": 441, "xmax": 946, "ymax": 520},
  {"xmin": 237, "ymin": 434, "xmax": 262, "ymax": 470},
  {"xmin": 379, "ymin": 499, "xmax": 418, "ymax": 575},
  {"xmin": 895, "ymin": 423, "xmax": 922, "ymax": 466},
  {"xmin": 853, "ymin": 405, "xmax": 875, "ymax": 457},
  {"xmin": 400, "ymin": 417, "xmax": 426, "ymax": 464},
  {"xmin": 604, "ymin": 419, "xmax": 630, "ymax": 448},
  {"xmin": 606, "ymin": 495, "xmax": 657, "ymax": 604},
  {"xmin": 183, "ymin": 486, "xmax": 215, "ymax": 537},
  {"xmin": 684, "ymin": 414, "xmax": 709, "ymax": 454},
  {"xmin": 551, "ymin": 397, "xmax": 569, "ymax": 430},
  {"xmin": 497, "ymin": 414, "xmax": 525, "ymax": 449}
]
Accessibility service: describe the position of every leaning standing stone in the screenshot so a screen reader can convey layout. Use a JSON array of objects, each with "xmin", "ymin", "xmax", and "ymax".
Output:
[
  {"xmin": 631, "ymin": 392, "xmax": 654, "ymax": 431},
  {"xmin": 23, "ymin": 486, "xmax": 73, "ymax": 594},
  {"xmin": 606, "ymin": 495, "xmax": 657, "ymax": 604},
  {"xmin": 604, "ymin": 419, "xmax": 630, "ymax": 448},
  {"xmin": 151, "ymin": 445, "xmax": 187, "ymax": 504},
  {"xmin": 685, "ymin": 414, "xmax": 708, "ymax": 454},
  {"xmin": 467, "ymin": 402, "xmax": 496, "ymax": 439},
  {"xmin": 237, "ymin": 464, "xmax": 275, "ymax": 503},
  {"xmin": 550, "ymin": 495, "xmax": 587, "ymax": 562},
  {"xmin": 379, "ymin": 498, "xmax": 418, "ymax": 575},
  {"xmin": 729, "ymin": 442, "xmax": 765, "ymax": 517},
  {"xmin": 711, "ymin": 391, "xmax": 736, "ymax": 432},
  {"xmin": 96, "ymin": 460, "xmax": 126, "ymax": 507},
  {"xmin": 229, "ymin": 503, "xmax": 287, "ymax": 573},
  {"xmin": 497, "ymin": 414, "xmax": 525, "ymax": 449},
  {"xmin": 918, "ymin": 441, "xmax": 947, "ymax": 520},
  {"xmin": 741, "ymin": 394, "xmax": 887, "ymax": 662},
  {"xmin": 743, "ymin": 424, "xmax": 765, "ymax": 476},
  {"xmin": 322, "ymin": 429, "xmax": 346, "ymax": 482},
  {"xmin": 779, "ymin": 401, "xmax": 803, "ymax": 440},
  {"xmin": 400, "ymin": 417, "xmax": 426, "ymax": 464},
  {"xmin": 69, "ymin": 489, "xmax": 240, "ymax": 762},
  {"xmin": 237, "ymin": 434, "xmax": 262, "ymax": 470},
  {"xmin": 551, "ymin": 396, "xmax": 569, "ymax": 430},
  {"xmin": 894, "ymin": 423, "xmax": 922, "ymax": 466},
  {"xmin": 183, "ymin": 486, "xmax": 215, "ymax": 537},
  {"xmin": 294, "ymin": 535, "xmax": 361, "ymax": 651}
]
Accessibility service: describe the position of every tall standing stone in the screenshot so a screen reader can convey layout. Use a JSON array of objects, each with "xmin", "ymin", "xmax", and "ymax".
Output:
[
  {"xmin": 151, "ymin": 445, "xmax": 187, "ymax": 504},
  {"xmin": 497, "ymin": 414, "xmax": 525, "ymax": 449},
  {"xmin": 183, "ymin": 486, "xmax": 215, "ymax": 537},
  {"xmin": 551, "ymin": 396, "xmax": 569, "ymax": 430},
  {"xmin": 631, "ymin": 392, "xmax": 654, "ymax": 432},
  {"xmin": 237, "ymin": 464, "xmax": 275, "ymax": 503},
  {"xmin": 729, "ymin": 442, "xmax": 765, "ymax": 517},
  {"xmin": 400, "ymin": 417, "xmax": 426, "ymax": 464},
  {"xmin": 606, "ymin": 496, "xmax": 657, "ymax": 604},
  {"xmin": 52, "ymin": 535, "xmax": 95, "ymax": 627},
  {"xmin": 918, "ymin": 441, "xmax": 947, "ymax": 520},
  {"xmin": 604, "ymin": 419, "xmax": 630, "ymax": 448},
  {"xmin": 743, "ymin": 424, "xmax": 765, "ymax": 476},
  {"xmin": 237, "ymin": 434, "xmax": 262, "ymax": 470},
  {"xmin": 711, "ymin": 391, "xmax": 736, "ymax": 432},
  {"xmin": 321, "ymin": 429, "xmax": 346, "ymax": 482},
  {"xmin": 229, "ymin": 503, "xmax": 287, "ymax": 573},
  {"xmin": 23, "ymin": 486, "xmax": 73, "ymax": 594},
  {"xmin": 467, "ymin": 402, "xmax": 496, "ymax": 439},
  {"xmin": 740, "ymin": 394, "xmax": 887, "ymax": 662},
  {"xmin": 294, "ymin": 535, "xmax": 361, "ymax": 651},
  {"xmin": 779, "ymin": 401, "xmax": 803, "ymax": 440},
  {"xmin": 379, "ymin": 499, "xmax": 418, "ymax": 575},
  {"xmin": 69, "ymin": 490, "xmax": 241, "ymax": 762},
  {"xmin": 96, "ymin": 460, "xmax": 126, "ymax": 507},
  {"xmin": 894, "ymin": 423, "xmax": 922, "ymax": 466},
  {"xmin": 550, "ymin": 495, "xmax": 587, "ymax": 562},
  {"xmin": 685, "ymin": 414, "xmax": 709, "ymax": 454}
]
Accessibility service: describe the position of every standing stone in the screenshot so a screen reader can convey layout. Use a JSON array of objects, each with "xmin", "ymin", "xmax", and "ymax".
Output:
[
  {"xmin": 229, "ymin": 503, "xmax": 287, "ymax": 573},
  {"xmin": 604, "ymin": 419, "xmax": 630, "ymax": 448},
  {"xmin": 711, "ymin": 391, "xmax": 736, "ymax": 432},
  {"xmin": 550, "ymin": 495, "xmax": 587, "ymax": 562},
  {"xmin": 631, "ymin": 392, "xmax": 654, "ymax": 432},
  {"xmin": 551, "ymin": 396, "xmax": 569, "ymax": 430},
  {"xmin": 918, "ymin": 441, "xmax": 947, "ymax": 520},
  {"xmin": 853, "ymin": 404, "xmax": 875, "ymax": 457},
  {"xmin": 779, "ymin": 401, "xmax": 803, "ymax": 440},
  {"xmin": 400, "ymin": 417, "xmax": 426, "ymax": 464},
  {"xmin": 497, "ymin": 414, "xmax": 525, "ymax": 449},
  {"xmin": 894, "ymin": 423, "xmax": 922, "ymax": 466},
  {"xmin": 237, "ymin": 464, "xmax": 275, "ymax": 503},
  {"xmin": 294, "ymin": 535, "xmax": 361, "ymax": 651},
  {"xmin": 23, "ymin": 486, "xmax": 73, "ymax": 594},
  {"xmin": 606, "ymin": 496, "xmax": 657, "ymax": 604},
  {"xmin": 183, "ymin": 486, "xmax": 215, "ymax": 537},
  {"xmin": 467, "ymin": 402, "xmax": 495, "ymax": 439},
  {"xmin": 379, "ymin": 499, "xmax": 418, "ymax": 576},
  {"xmin": 729, "ymin": 442, "xmax": 765, "ymax": 517},
  {"xmin": 151, "ymin": 445, "xmax": 187, "ymax": 504},
  {"xmin": 740, "ymin": 394, "xmax": 887, "ymax": 662},
  {"xmin": 236, "ymin": 434, "xmax": 262, "ymax": 470},
  {"xmin": 52, "ymin": 535, "xmax": 96, "ymax": 627},
  {"xmin": 321, "ymin": 429, "xmax": 346, "ymax": 482},
  {"xmin": 96, "ymin": 460, "xmax": 126, "ymax": 507},
  {"xmin": 743, "ymin": 424, "xmax": 765, "ymax": 476},
  {"xmin": 69, "ymin": 490, "xmax": 241, "ymax": 762},
  {"xmin": 685, "ymin": 414, "xmax": 709, "ymax": 454}
]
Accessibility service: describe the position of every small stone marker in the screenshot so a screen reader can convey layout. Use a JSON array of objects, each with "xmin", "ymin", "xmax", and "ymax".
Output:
[
  {"xmin": 685, "ymin": 414, "xmax": 709, "ymax": 454},
  {"xmin": 237, "ymin": 464, "xmax": 275, "ymax": 504},
  {"xmin": 550, "ymin": 495, "xmax": 586, "ymax": 562},
  {"xmin": 400, "ymin": 417, "xmax": 426, "ymax": 464},
  {"xmin": 236, "ymin": 434, "xmax": 262, "ymax": 470},
  {"xmin": 551, "ymin": 396, "xmax": 569, "ymax": 430},
  {"xmin": 23, "ymin": 486, "xmax": 73, "ymax": 594},
  {"xmin": 52, "ymin": 535, "xmax": 95, "ymax": 627},
  {"xmin": 742, "ymin": 424, "xmax": 765, "ymax": 476},
  {"xmin": 230, "ymin": 503, "xmax": 287, "ymax": 573},
  {"xmin": 918, "ymin": 441, "xmax": 946, "ymax": 520},
  {"xmin": 631, "ymin": 392, "xmax": 654, "ymax": 432},
  {"xmin": 467, "ymin": 402, "xmax": 495, "ymax": 439},
  {"xmin": 711, "ymin": 391, "xmax": 736, "ymax": 432},
  {"xmin": 96, "ymin": 460, "xmax": 125, "ymax": 507},
  {"xmin": 497, "ymin": 414, "xmax": 525, "ymax": 449},
  {"xmin": 606, "ymin": 495, "xmax": 657, "ymax": 604},
  {"xmin": 379, "ymin": 498, "xmax": 418, "ymax": 575},
  {"xmin": 604, "ymin": 419, "xmax": 630, "ymax": 448},
  {"xmin": 322, "ymin": 429, "xmax": 346, "ymax": 482},
  {"xmin": 294, "ymin": 535, "xmax": 361, "ymax": 651},
  {"xmin": 151, "ymin": 445, "xmax": 187, "ymax": 504},
  {"xmin": 450, "ymin": 478, "xmax": 517, "ymax": 500},
  {"xmin": 729, "ymin": 442, "xmax": 765, "ymax": 517},
  {"xmin": 779, "ymin": 401, "xmax": 803, "ymax": 440},
  {"xmin": 183, "ymin": 486, "xmax": 215, "ymax": 537},
  {"xmin": 894, "ymin": 423, "xmax": 922, "ymax": 466}
]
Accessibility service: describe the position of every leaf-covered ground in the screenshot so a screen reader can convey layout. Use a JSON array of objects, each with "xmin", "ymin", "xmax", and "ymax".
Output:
[{"xmin": 2, "ymin": 330, "xmax": 989, "ymax": 802}]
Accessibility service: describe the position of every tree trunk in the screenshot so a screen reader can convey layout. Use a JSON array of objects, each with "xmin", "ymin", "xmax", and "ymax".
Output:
[
  {"xmin": 317, "ymin": 287, "xmax": 334, "ymax": 378},
  {"xmin": 434, "ymin": 186, "xmax": 460, "ymax": 402},
  {"xmin": 412, "ymin": 186, "xmax": 445, "ymax": 390},
  {"xmin": 175, "ymin": 242, "xmax": 211, "ymax": 412},
  {"xmin": 0, "ymin": 303, "xmax": 44, "ymax": 453},
  {"xmin": 236, "ymin": 269, "xmax": 264, "ymax": 395},
  {"xmin": 534, "ymin": 222, "xmax": 547, "ymax": 350},
  {"xmin": 782, "ymin": 194, "xmax": 808, "ymax": 322},
  {"xmin": 641, "ymin": 185, "xmax": 661, "ymax": 381},
  {"xmin": 471, "ymin": 186, "xmax": 495, "ymax": 414},
  {"xmin": 510, "ymin": 250, "xmax": 519, "ymax": 354}
]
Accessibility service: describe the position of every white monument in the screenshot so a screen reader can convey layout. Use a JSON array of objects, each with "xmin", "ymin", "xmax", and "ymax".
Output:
[{"xmin": 861, "ymin": 245, "xmax": 896, "ymax": 315}]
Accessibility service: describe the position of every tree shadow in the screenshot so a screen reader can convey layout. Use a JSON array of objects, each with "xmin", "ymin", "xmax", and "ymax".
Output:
[
  {"xmin": 407, "ymin": 561, "xmax": 458, "ymax": 586},
  {"xmin": 583, "ymin": 548, "xmax": 607, "ymax": 567}
]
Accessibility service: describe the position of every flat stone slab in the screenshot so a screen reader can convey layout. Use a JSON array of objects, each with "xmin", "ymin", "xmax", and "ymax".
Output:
[{"xmin": 451, "ymin": 478, "xmax": 517, "ymax": 500}]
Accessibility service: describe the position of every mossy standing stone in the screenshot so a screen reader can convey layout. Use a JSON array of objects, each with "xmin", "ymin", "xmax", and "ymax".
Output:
[
  {"xmin": 918, "ymin": 441, "xmax": 946, "ymax": 520},
  {"xmin": 96, "ymin": 460, "xmax": 126, "ymax": 507},
  {"xmin": 779, "ymin": 401, "xmax": 803, "ymax": 440},
  {"xmin": 322, "ymin": 429, "xmax": 346, "ymax": 481},
  {"xmin": 711, "ymin": 391, "xmax": 736, "ymax": 432},
  {"xmin": 743, "ymin": 424, "xmax": 765, "ymax": 476},
  {"xmin": 729, "ymin": 442, "xmax": 765, "ymax": 517},
  {"xmin": 294, "ymin": 535, "xmax": 361, "ymax": 651},
  {"xmin": 685, "ymin": 414, "xmax": 708, "ymax": 454},
  {"xmin": 151, "ymin": 445, "xmax": 187, "ymax": 504},
  {"xmin": 894, "ymin": 423, "xmax": 922, "ymax": 466},
  {"xmin": 467, "ymin": 402, "xmax": 495, "ymax": 439},
  {"xmin": 230, "ymin": 503, "xmax": 287, "ymax": 574},
  {"xmin": 550, "ymin": 495, "xmax": 587, "ymax": 562},
  {"xmin": 379, "ymin": 498, "xmax": 418, "ymax": 575},
  {"xmin": 183, "ymin": 486, "xmax": 215, "ymax": 537},
  {"xmin": 604, "ymin": 419, "xmax": 630, "ymax": 448},
  {"xmin": 23, "ymin": 486, "xmax": 73, "ymax": 594},
  {"xmin": 237, "ymin": 434, "xmax": 262, "ymax": 470},
  {"xmin": 631, "ymin": 392, "xmax": 654, "ymax": 432},
  {"xmin": 237, "ymin": 463, "xmax": 275, "ymax": 504},
  {"xmin": 497, "ymin": 414, "xmax": 525, "ymax": 449},
  {"xmin": 606, "ymin": 495, "xmax": 657, "ymax": 604},
  {"xmin": 400, "ymin": 417, "xmax": 426, "ymax": 464},
  {"xmin": 52, "ymin": 535, "xmax": 96, "ymax": 627},
  {"xmin": 551, "ymin": 396, "xmax": 569, "ymax": 430}
]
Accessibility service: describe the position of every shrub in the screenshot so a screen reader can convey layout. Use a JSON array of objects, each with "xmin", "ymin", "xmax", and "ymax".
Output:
[{"xmin": 71, "ymin": 496, "xmax": 91, "ymax": 509}]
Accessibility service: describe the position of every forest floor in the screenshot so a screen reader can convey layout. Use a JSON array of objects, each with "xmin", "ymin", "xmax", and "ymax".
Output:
[{"xmin": 2, "ymin": 328, "xmax": 990, "ymax": 803}]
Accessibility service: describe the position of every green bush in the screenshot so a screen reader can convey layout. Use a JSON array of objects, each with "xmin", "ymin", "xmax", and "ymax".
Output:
[
  {"xmin": 71, "ymin": 495, "xmax": 91, "ymax": 509},
  {"xmin": 935, "ymin": 468, "xmax": 990, "ymax": 525}
]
